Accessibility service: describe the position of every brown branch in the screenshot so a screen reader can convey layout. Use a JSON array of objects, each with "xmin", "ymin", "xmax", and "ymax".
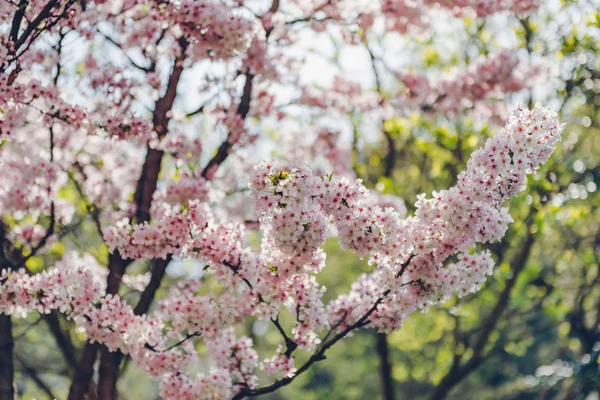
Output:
[
  {"xmin": 95, "ymin": 39, "xmax": 188, "ymax": 400},
  {"xmin": 430, "ymin": 350, "xmax": 493, "ymax": 400},
  {"xmin": 133, "ymin": 38, "xmax": 187, "ymax": 223},
  {"xmin": 233, "ymin": 256, "xmax": 417, "ymax": 399},
  {"xmin": 67, "ymin": 342, "xmax": 100, "ymax": 400},
  {"xmin": 53, "ymin": 29, "xmax": 66, "ymax": 86},
  {"xmin": 201, "ymin": 0, "xmax": 280, "ymax": 179},
  {"xmin": 383, "ymin": 131, "xmax": 397, "ymax": 178},
  {"xmin": 162, "ymin": 332, "xmax": 201, "ymax": 352},
  {"xmin": 133, "ymin": 257, "xmax": 171, "ymax": 316},
  {"xmin": 269, "ymin": 0, "xmax": 280, "ymax": 13},
  {"xmin": 186, "ymin": 103, "xmax": 207, "ymax": 118},
  {"xmin": 472, "ymin": 232, "xmax": 535, "ymax": 358},
  {"xmin": 2, "ymin": 0, "xmax": 78, "ymax": 76},
  {"xmin": 95, "ymin": 253, "xmax": 129, "ymax": 400},
  {"xmin": 230, "ymin": 75, "xmax": 255, "ymax": 112},
  {"xmin": 99, "ymin": 31, "xmax": 152, "ymax": 72},
  {"xmin": 111, "ymin": 257, "xmax": 170, "ymax": 378},
  {"xmin": 271, "ymin": 317, "xmax": 298, "ymax": 358},
  {"xmin": 97, "ymin": 347, "xmax": 121, "ymax": 400},
  {"xmin": 223, "ymin": 260, "xmax": 299, "ymax": 356},
  {"xmin": 0, "ymin": 221, "xmax": 16, "ymax": 399},
  {"xmin": 232, "ymin": 291, "xmax": 390, "ymax": 399},
  {"xmin": 0, "ymin": 222, "xmax": 18, "ymax": 269},
  {"xmin": 185, "ymin": 92, "xmax": 219, "ymax": 118},
  {"xmin": 201, "ymin": 71, "xmax": 254, "ymax": 179}
]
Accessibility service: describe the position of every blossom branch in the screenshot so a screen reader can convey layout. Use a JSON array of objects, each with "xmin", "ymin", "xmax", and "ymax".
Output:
[{"xmin": 233, "ymin": 256, "xmax": 416, "ymax": 399}]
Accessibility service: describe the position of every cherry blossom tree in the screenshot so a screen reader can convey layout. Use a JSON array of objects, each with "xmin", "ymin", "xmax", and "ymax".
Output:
[{"xmin": 0, "ymin": 0, "xmax": 566, "ymax": 399}]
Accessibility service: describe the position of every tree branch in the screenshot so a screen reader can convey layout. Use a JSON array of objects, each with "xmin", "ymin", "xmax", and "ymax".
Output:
[
  {"xmin": 95, "ymin": 38, "xmax": 188, "ymax": 400},
  {"xmin": 233, "ymin": 256, "xmax": 416, "ymax": 399},
  {"xmin": 430, "ymin": 227, "xmax": 536, "ymax": 400},
  {"xmin": 133, "ymin": 257, "xmax": 171, "ymax": 316},
  {"xmin": 9, "ymin": 0, "xmax": 28, "ymax": 43},
  {"xmin": 201, "ymin": 71, "xmax": 254, "ymax": 179}
]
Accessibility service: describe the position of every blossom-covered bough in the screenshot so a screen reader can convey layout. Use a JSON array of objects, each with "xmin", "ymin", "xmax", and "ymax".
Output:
[{"xmin": 0, "ymin": 0, "xmax": 563, "ymax": 399}]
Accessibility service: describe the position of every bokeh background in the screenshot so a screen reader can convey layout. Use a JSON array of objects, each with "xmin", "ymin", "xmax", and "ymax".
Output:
[{"xmin": 9, "ymin": 0, "xmax": 599, "ymax": 399}]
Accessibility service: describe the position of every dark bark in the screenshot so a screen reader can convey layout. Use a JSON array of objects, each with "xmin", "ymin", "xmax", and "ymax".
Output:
[
  {"xmin": 97, "ymin": 349, "xmax": 122, "ymax": 400},
  {"xmin": 0, "ymin": 228, "xmax": 16, "ymax": 400},
  {"xmin": 13, "ymin": 0, "xmax": 60, "ymax": 50},
  {"xmin": 94, "ymin": 40, "xmax": 188, "ymax": 400},
  {"xmin": 104, "ymin": 253, "xmax": 130, "ymax": 296},
  {"xmin": 68, "ymin": 342, "xmax": 100, "ymax": 400},
  {"xmin": 199, "ymin": 4, "xmax": 286, "ymax": 179},
  {"xmin": 376, "ymin": 333, "xmax": 396, "ymax": 400},
  {"xmin": 201, "ymin": 71, "xmax": 254, "ymax": 179},
  {"xmin": 383, "ymin": 130, "xmax": 397, "ymax": 178},
  {"xmin": 0, "ymin": 314, "xmax": 15, "ymax": 400},
  {"xmin": 2, "ymin": 0, "xmax": 79, "ymax": 75},
  {"xmin": 132, "ymin": 148, "xmax": 165, "ymax": 224},
  {"xmin": 134, "ymin": 41, "xmax": 186, "ymax": 223},
  {"xmin": 9, "ymin": 0, "xmax": 28, "ymax": 42},
  {"xmin": 133, "ymin": 257, "xmax": 170, "ymax": 316}
]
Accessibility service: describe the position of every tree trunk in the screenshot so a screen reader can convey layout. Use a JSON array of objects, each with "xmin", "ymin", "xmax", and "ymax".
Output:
[
  {"xmin": 376, "ymin": 333, "xmax": 396, "ymax": 400},
  {"xmin": 68, "ymin": 342, "xmax": 99, "ymax": 400},
  {"xmin": 0, "ymin": 314, "xmax": 15, "ymax": 400},
  {"xmin": 98, "ymin": 349, "xmax": 122, "ymax": 400}
]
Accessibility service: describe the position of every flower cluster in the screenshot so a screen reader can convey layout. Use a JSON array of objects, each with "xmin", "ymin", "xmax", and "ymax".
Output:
[
  {"xmin": 301, "ymin": 76, "xmax": 380, "ymax": 114},
  {"xmin": 0, "ymin": 105, "xmax": 562, "ymax": 399},
  {"xmin": 398, "ymin": 51, "xmax": 551, "ymax": 117},
  {"xmin": 0, "ymin": 143, "xmax": 63, "ymax": 217},
  {"xmin": 261, "ymin": 345, "xmax": 298, "ymax": 378},
  {"xmin": 208, "ymin": 328, "xmax": 259, "ymax": 389},
  {"xmin": 159, "ymin": 370, "xmax": 233, "ymax": 400},
  {"xmin": 0, "ymin": 259, "xmax": 196, "ymax": 381},
  {"xmin": 0, "ymin": 76, "xmax": 153, "ymax": 142},
  {"xmin": 152, "ymin": 173, "xmax": 211, "ymax": 208},
  {"xmin": 328, "ymin": 105, "xmax": 563, "ymax": 331},
  {"xmin": 153, "ymin": 133, "xmax": 203, "ymax": 162},
  {"xmin": 428, "ymin": 0, "xmax": 542, "ymax": 17},
  {"xmin": 174, "ymin": 0, "xmax": 256, "ymax": 61},
  {"xmin": 288, "ymin": 0, "xmax": 541, "ymax": 37},
  {"xmin": 100, "ymin": 113, "xmax": 154, "ymax": 142}
]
